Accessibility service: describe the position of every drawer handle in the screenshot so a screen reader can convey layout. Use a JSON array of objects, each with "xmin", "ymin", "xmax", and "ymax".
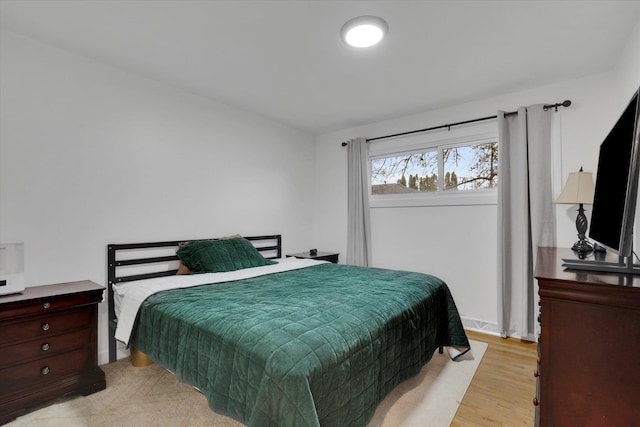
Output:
[
  {"xmin": 41, "ymin": 343, "xmax": 50, "ymax": 351},
  {"xmin": 43, "ymin": 302, "xmax": 51, "ymax": 309},
  {"xmin": 533, "ymin": 397, "xmax": 540, "ymax": 406},
  {"xmin": 41, "ymin": 366, "xmax": 50, "ymax": 375},
  {"xmin": 41, "ymin": 323, "xmax": 50, "ymax": 331}
]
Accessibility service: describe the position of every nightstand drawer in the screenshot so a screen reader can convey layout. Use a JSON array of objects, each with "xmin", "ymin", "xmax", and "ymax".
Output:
[
  {"xmin": 0, "ymin": 347, "xmax": 92, "ymax": 393},
  {"xmin": 286, "ymin": 251, "xmax": 340, "ymax": 263},
  {"xmin": 315, "ymin": 253, "xmax": 339, "ymax": 263},
  {"xmin": 0, "ymin": 327, "xmax": 91, "ymax": 368},
  {"xmin": 0, "ymin": 290, "xmax": 102, "ymax": 322},
  {"xmin": 0, "ymin": 307, "xmax": 91, "ymax": 346}
]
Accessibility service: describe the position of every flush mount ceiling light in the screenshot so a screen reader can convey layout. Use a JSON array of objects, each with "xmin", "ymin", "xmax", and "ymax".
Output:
[{"xmin": 340, "ymin": 16, "xmax": 388, "ymax": 48}]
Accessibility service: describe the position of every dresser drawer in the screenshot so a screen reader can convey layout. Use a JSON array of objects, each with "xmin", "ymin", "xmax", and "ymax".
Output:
[
  {"xmin": 0, "ymin": 307, "xmax": 91, "ymax": 346},
  {"xmin": 0, "ymin": 328, "xmax": 91, "ymax": 368},
  {"xmin": 0, "ymin": 347, "xmax": 92, "ymax": 394},
  {"xmin": 0, "ymin": 288, "xmax": 102, "ymax": 322}
]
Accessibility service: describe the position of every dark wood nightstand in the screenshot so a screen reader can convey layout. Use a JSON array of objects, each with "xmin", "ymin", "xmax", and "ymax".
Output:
[
  {"xmin": 0, "ymin": 280, "xmax": 106, "ymax": 424},
  {"xmin": 286, "ymin": 251, "xmax": 339, "ymax": 264}
]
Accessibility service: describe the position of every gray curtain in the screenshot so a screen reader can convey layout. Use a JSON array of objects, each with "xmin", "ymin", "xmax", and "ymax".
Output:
[
  {"xmin": 497, "ymin": 105, "xmax": 554, "ymax": 341},
  {"xmin": 347, "ymin": 137, "xmax": 371, "ymax": 266}
]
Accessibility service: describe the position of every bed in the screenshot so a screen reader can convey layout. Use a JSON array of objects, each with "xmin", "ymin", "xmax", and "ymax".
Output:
[{"xmin": 107, "ymin": 235, "xmax": 470, "ymax": 427}]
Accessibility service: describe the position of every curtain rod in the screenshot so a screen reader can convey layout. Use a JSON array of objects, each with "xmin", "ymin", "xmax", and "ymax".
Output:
[{"xmin": 340, "ymin": 100, "xmax": 571, "ymax": 147}]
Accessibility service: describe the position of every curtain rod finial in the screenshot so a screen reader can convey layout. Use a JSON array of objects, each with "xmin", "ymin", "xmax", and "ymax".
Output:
[{"xmin": 543, "ymin": 100, "xmax": 572, "ymax": 112}]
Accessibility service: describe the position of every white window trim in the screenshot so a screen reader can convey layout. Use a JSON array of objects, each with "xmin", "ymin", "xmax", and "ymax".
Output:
[
  {"xmin": 368, "ymin": 123, "xmax": 498, "ymax": 208},
  {"xmin": 370, "ymin": 187, "xmax": 497, "ymax": 208}
]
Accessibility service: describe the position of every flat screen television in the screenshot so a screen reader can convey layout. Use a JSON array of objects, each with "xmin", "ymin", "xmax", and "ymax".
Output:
[
  {"xmin": 564, "ymin": 87, "xmax": 640, "ymax": 273},
  {"xmin": 589, "ymin": 87, "xmax": 640, "ymax": 256},
  {"xmin": 563, "ymin": 87, "xmax": 640, "ymax": 273}
]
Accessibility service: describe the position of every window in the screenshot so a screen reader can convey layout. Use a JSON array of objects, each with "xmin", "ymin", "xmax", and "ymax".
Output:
[
  {"xmin": 371, "ymin": 151, "xmax": 439, "ymax": 194},
  {"xmin": 369, "ymin": 127, "xmax": 498, "ymax": 207}
]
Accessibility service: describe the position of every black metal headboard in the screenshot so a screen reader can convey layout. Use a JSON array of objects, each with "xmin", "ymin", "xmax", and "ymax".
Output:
[{"xmin": 106, "ymin": 234, "xmax": 281, "ymax": 362}]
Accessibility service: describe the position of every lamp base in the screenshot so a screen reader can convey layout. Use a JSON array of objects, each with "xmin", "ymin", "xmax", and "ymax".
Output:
[
  {"xmin": 572, "ymin": 204, "xmax": 593, "ymax": 254},
  {"xmin": 572, "ymin": 239, "xmax": 593, "ymax": 253}
]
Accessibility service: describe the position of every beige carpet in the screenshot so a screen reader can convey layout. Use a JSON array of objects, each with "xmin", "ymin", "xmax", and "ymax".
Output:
[{"xmin": 7, "ymin": 340, "xmax": 487, "ymax": 427}]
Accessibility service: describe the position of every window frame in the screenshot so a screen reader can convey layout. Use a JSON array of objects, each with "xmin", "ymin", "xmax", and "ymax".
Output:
[{"xmin": 368, "ymin": 124, "xmax": 498, "ymax": 208}]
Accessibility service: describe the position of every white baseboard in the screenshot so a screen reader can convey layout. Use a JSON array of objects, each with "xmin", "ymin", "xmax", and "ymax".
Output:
[
  {"xmin": 99, "ymin": 344, "xmax": 130, "ymax": 365},
  {"xmin": 462, "ymin": 317, "xmax": 538, "ymax": 342},
  {"xmin": 98, "ymin": 351, "xmax": 110, "ymax": 366},
  {"xmin": 461, "ymin": 316, "xmax": 500, "ymax": 336}
]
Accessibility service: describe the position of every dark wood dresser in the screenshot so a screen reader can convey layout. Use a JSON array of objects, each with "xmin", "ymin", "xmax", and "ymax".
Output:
[
  {"xmin": 534, "ymin": 247, "xmax": 640, "ymax": 427},
  {"xmin": 0, "ymin": 280, "xmax": 106, "ymax": 424}
]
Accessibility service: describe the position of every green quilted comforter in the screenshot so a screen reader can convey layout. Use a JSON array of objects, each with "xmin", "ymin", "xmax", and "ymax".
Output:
[{"xmin": 131, "ymin": 263, "xmax": 469, "ymax": 427}]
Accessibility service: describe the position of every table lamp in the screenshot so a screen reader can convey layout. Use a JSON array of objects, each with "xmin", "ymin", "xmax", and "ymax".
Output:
[
  {"xmin": 0, "ymin": 243, "xmax": 25, "ymax": 295},
  {"xmin": 555, "ymin": 167, "xmax": 595, "ymax": 253}
]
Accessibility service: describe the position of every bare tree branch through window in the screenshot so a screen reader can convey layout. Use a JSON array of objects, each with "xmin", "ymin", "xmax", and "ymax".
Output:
[{"xmin": 371, "ymin": 142, "xmax": 498, "ymax": 195}]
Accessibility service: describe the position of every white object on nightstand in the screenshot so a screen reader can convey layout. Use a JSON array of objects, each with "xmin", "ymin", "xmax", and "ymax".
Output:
[{"xmin": 0, "ymin": 243, "xmax": 25, "ymax": 296}]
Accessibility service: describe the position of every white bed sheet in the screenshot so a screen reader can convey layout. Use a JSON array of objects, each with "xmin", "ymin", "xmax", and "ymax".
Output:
[{"xmin": 113, "ymin": 257, "xmax": 324, "ymax": 344}]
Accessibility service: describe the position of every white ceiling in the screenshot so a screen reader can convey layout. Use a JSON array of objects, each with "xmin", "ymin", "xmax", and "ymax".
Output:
[{"xmin": 1, "ymin": 0, "xmax": 640, "ymax": 135}]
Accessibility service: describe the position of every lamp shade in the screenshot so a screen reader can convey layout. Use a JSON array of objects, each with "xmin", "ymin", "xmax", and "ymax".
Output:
[{"xmin": 555, "ymin": 170, "xmax": 595, "ymax": 204}]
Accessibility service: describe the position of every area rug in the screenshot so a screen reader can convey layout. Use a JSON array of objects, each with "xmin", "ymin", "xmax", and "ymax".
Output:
[{"xmin": 7, "ymin": 340, "xmax": 487, "ymax": 427}]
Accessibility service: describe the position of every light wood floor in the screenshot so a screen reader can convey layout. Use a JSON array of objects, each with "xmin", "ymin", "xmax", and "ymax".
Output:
[{"xmin": 450, "ymin": 330, "xmax": 538, "ymax": 427}]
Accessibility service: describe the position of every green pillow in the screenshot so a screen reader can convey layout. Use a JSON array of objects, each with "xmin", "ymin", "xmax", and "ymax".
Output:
[{"xmin": 176, "ymin": 237, "xmax": 276, "ymax": 273}]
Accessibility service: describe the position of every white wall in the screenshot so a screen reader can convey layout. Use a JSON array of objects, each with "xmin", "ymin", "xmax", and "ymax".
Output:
[
  {"xmin": 614, "ymin": 16, "xmax": 640, "ymax": 258},
  {"xmin": 615, "ymin": 16, "xmax": 640, "ymax": 101},
  {"xmin": 314, "ymin": 15, "xmax": 640, "ymax": 333},
  {"xmin": 0, "ymin": 30, "xmax": 316, "ymax": 363},
  {"xmin": 2, "ymin": 13, "xmax": 638, "ymax": 362}
]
